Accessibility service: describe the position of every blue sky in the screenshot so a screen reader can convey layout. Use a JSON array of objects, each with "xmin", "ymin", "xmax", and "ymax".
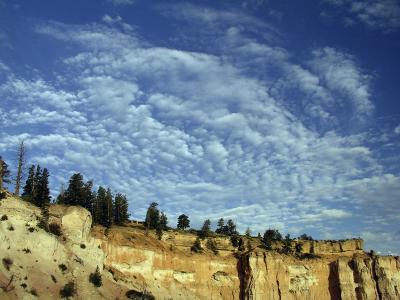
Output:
[{"xmin": 0, "ymin": 0, "xmax": 399, "ymax": 254}]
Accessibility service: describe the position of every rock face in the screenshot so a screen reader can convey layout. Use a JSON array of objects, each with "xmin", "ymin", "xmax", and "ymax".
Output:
[{"xmin": 1, "ymin": 195, "xmax": 399, "ymax": 299}]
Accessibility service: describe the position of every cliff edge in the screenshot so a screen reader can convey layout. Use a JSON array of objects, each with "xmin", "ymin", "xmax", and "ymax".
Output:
[{"xmin": 0, "ymin": 194, "xmax": 399, "ymax": 299}]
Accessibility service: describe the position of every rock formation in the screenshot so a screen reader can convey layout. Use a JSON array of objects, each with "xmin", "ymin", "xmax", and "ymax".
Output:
[{"xmin": 0, "ymin": 194, "xmax": 399, "ymax": 299}]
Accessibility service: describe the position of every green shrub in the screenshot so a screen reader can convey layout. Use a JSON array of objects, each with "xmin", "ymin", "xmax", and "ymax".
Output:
[
  {"xmin": 58, "ymin": 263, "xmax": 67, "ymax": 272},
  {"xmin": 126, "ymin": 289, "xmax": 155, "ymax": 300},
  {"xmin": 7, "ymin": 224, "xmax": 14, "ymax": 231},
  {"xmin": 60, "ymin": 281, "xmax": 76, "ymax": 298},
  {"xmin": 89, "ymin": 266, "xmax": 102, "ymax": 287},
  {"xmin": 191, "ymin": 237, "xmax": 202, "ymax": 253},
  {"xmin": 206, "ymin": 239, "xmax": 219, "ymax": 255},
  {"xmin": 1, "ymin": 214, "xmax": 8, "ymax": 221},
  {"xmin": 80, "ymin": 244, "xmax": 86, "ymax": 249},
  {"xmin": 2, "ymin": 257, "xmax": 13, "ymax": 270},
  {"xmin": 30, "ymin": 288, "xmax": 38, "ymax": 296}
]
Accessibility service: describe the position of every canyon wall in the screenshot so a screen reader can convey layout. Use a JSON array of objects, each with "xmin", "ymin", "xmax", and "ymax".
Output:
[{"xmin": 0, "ymin": 195, "xmax": 399, "ymax": 299}]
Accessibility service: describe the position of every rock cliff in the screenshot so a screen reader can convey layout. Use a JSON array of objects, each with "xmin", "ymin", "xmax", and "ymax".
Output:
[{"xmin": 0, "ymin": 194, "xmax": 399, "ymax": 299}]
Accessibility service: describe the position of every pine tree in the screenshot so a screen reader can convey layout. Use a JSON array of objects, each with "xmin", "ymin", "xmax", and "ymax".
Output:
[
  {"xmin": 198, "ymin": 219, "xmax": 211, "ymax": 239},
  {"xmin": 22, "ymin": 165, "xmax": 35, "ymax": 202},
  {"xmin": 56, "ymin": 183, "xmax": 66, "ymax": 204},
  {"xmin": 14, "ymin": 141, "xmax": 25, "ymax": 196},
  {"xmin": 262, "ymin": 229, "xmax": 282, "ymax": 251},
  {"xmin": 159, "ymin": 212, "xmax": 168, "ymax": 230},
  {"xmin": 32, "ymin": 165, "xmax": 42, "ymax": 205},
  {"xmin": 36, "ymin": 168, "xmax": 51, "ymax": 207},
  {"xmin": 245, "ymin": 227, "xmax": 251, "ymax": 238},
  {"xmin": 95, "ymin": 186, "xmax": 107, "ymax": 226},
  {"xmin": 226, "ymin": 219, "xmax": 238, "ymax": 236},
  {"xmin": 64, "ymin": 173, "xmax": 85, "ymax": 206},
  {"xmin": 145, "ymin": 202, "xmax": 160, "ymax": 232},
  {"xmin": 216, "ymin": 218, "xmax": 225, "ymax": 234},
  {"xmin": 282, "ymin": 234, "xmax": 292, "ymax": 254},
  {"xmin": 82, "ymin": 180, "xmax": 94, "ymax": 213},
  {"xmin": 105, "ymin": 188, "xmax": 113, "ymax": 228},
  {"xmin": 0, "ymin": 156, "xmax": 11, "ymax": 190},
  {"xmin": 177, "ymin": 214, "xmax": 190, "ymax": 230},
  {"xmin": 114, "ymin": 193, "xmax": 130, "ymax": 225}
]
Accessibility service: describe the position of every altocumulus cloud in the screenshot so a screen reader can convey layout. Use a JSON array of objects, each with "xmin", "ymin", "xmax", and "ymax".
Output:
[{"xmin": 0, "ymin": 3, "xmax": 399, "ymax": 254}]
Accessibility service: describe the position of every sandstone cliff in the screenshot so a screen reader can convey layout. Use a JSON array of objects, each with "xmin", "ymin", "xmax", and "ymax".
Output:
[{"xmin": 0, "ymin": 194, "xmax": 399, "ymax": 299}]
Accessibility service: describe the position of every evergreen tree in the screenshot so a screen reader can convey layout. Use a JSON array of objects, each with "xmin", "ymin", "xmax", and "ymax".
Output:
[
  {"xmin": 245, "ymin": 227, "xmax": 251, "ymax": 238},
  {"xmin": 36, "ymin": 168, "xmax": 51, "ymax": 207},
  {"xmin": 14, "ymin": 141, "xmax": 25, "ymax": 196},
  {"xmin": 105, "ymin": 188, "xmax": 113, "ymax": 228},
  {"xmin": 114, "ymin": 193, "xmax": 130, "ymax": 225},
  {"xmin": 82, "ymin": 180, "xmax": 95, "ymax": 213},
  {"xmin": 177, "ymin": 214, "xmax": 190, "ymax": 230},
  {"xmin": 145, "ymin": 202, "xmax": 160, "ymax": 232},
  {"xmin": 0, "ymin": 156, "xmax": 11, "ymax": 190},
  {"xmin": 282, "ymin": 234, "xmax": 292, "ymax": 254},
  {"xmin": 56, "ymin": 184, "xmax": 66, "ymax": 204},
  {"xmin": 215, "ymin": 218, "xmax": 225, "ymax": 234},
  {"xmin": 262, "ymin": 229, "xmax": 282, "ymax": 251},
  {"xmin": 198, "ymin": 219, "xmax": 211, "ymax": 239},
  {"xmin": 226, "ymin": 219, "xmax": 238, "ymax": 236},
  {"xmin": 95, "ymin": 186, "xmax": 107, "ymax": 226},
  {"xmin": 159, "ymin": 212, "xmax": 168, "ymax": 230},
  {"xmin": 22, "ymin": 165, "xmax": 35, "ymax": 202},
  {"xmin": 64, "ymin": 173, "xmax": 85, "ymax": 206}
]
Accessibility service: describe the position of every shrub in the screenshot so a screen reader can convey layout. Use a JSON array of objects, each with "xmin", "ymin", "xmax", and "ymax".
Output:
[
  {"xmin": 49, "ymin": 223, "xmax": 62, "ymax": 236},
  {"xmin": 126, "ymin": 289, "xmax": 155, "ymax": 300},
  {"xmin": 58, "ymin": 263, "xmax": 67, "ymax": 272},
  {"xmin": 80, "ymin": 244, "xmax": 86, "ymax": 249},
  {"xmin": 297, "ymin": 253, "xmax": 321, "ymax": 260},
  {"xmin": 20, "ymin": 283, "xmax": 27, "ymax": 289},
  {"xmin": 206, "ymin": 239, "xmax": 219, "ymax": 255},
  {"xmin": 89, "ymin": 266, "xmax": 102, "ymax": 287},
  {"xmin": 30, "ymin": 288, "xmax": 38, "ymax": 296},
  {"xmin": 298, "ymin": 233, "xmax": 313, "ymax": 241},
  {"xmin": 1, "ymin": 214, "xmax": 8, "ymax": 221},
  {"xmin": 191, "ymin": 237, "xmax": 202, "ymax": 253},
  {"xmin": 28, "ymin": 227, "xmax": 35, "ymax": 233},
  {"xmin": 51, "ymin": 274, "xmax": 57, "ymax": 283},
  {"xmin": 23, "ymin": 248, "xmax": 31, "ymax": 254},
  {"xmin": 2, "ymin": 257, "xmax": 13, "ymax": 271},
  {"xmin": 0, "ymin": 191, "xmax": 6, "ymax": 200},
  {"xmin": 60, "ymin": 282, "xmax": 76, "ymax": 298},
  {"xmin": 7, "ymin": 224, "xmax": 14, "ymax": 231}
]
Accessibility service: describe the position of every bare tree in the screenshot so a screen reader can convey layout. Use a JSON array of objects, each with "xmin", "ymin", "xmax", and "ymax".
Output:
[{"xmin": 14, "ymin": 140, "xmax": 25, "ymax": 196}]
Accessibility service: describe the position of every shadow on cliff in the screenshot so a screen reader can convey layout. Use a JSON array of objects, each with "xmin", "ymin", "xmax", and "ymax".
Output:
[{"xmin": 328, "ymin": 261, "xmax": 341, "ymax": 300}]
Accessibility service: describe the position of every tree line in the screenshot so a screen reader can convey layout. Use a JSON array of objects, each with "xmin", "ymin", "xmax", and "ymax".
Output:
[
  {"xmin": 0, "ymin": 145, "xmax": 129, "ymax": 228},
  {"xmin": 1, "ymin": 144, "xmax": 314, "ymax": 251}
]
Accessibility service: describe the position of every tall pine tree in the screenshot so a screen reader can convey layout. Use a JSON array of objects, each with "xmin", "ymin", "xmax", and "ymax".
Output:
[
  {"xmin": 0, "ymin": 156, "xmax": 11, "ymax": 190},
  {"xmin": 145, "ymin": 202, "xmax": 160, "ymax": 231},
  {"xmin": 64, "ymin": 173, "xmax": 85, "ymax": 206},
  {"xmin": 105, "ymin": 188, "xmax": 113, "ymax": 228},
  {"xmin": 22, "ymin": 165, "xmax": 50, "ymax": 207},
  {"xmin": 114, "ymin": 193, "xmax": 130, "ymax": 225},
  {"xmin": 22, "ymin": 165, "xmax": 35, "ymax": 201},
  {"xmin": 36, "ymin": 168, "xmax": 51, "ymax": 207}
]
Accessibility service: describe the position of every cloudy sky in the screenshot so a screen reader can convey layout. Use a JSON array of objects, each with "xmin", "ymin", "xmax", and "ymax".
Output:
[{"xmin": 1, "ymin": 0, "xmax": 399, "ymax": 254}]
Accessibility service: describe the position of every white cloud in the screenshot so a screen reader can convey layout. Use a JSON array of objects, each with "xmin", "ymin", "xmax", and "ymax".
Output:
[
  {"xmin": 0, "ymin": 9, "xmax": 397, "ymax": 254},
  {"xmin": 107, "ymin": 0, "xmax": 134, "ymax": 6},
  {"xmin": 323, "ymin": 0, "xmax": 400, "ymax": 31}
]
